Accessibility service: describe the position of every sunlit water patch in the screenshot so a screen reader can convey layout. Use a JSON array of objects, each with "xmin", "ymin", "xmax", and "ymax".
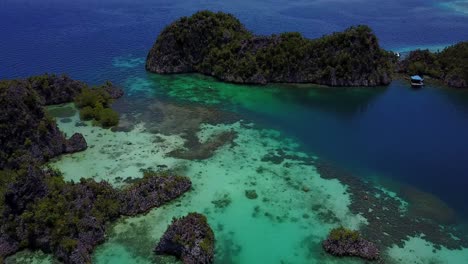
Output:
[
  {"xmin": 112, "ymin": 55, "xmax": 145, "ymax": 69},
  {"xmin": 438, "ymin": 0, "xmax": 468, "ymax": 15}
]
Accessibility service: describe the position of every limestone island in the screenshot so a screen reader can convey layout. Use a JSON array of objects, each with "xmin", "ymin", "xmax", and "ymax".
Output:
[
  {"xmin": 0, "ymin": 74, "xmax": 192, "ymax": 263},
  {"xmin": 155, "ymin": 213, "xmax": 215, "ymax": 264},
  {"xmin": 146, "ymin": 11, "xmax": 396, "ymax": 86}
]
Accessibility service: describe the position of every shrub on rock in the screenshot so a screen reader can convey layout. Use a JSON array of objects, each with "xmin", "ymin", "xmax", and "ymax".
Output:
[{"xmin": 322, "ymin": 227, "xmax": 380, "ymax": 261}]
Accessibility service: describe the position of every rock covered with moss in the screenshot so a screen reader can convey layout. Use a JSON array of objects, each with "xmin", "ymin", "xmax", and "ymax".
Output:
[
  {"xmin": 322, "ymin": 227, "xmax": 380, "ymax": 261},
  {"xmin": 147, "ymin": 11, "xmax": 395, "ymax": 86},
  {"xmin": 155, "ymin": 213, "xmax": 215, "ymax": 264},
  {"xmin": 120, "ymin": 171, "xmax": 192, "ymax": 215},
  {"xmin": 399, "ymin": 42, "xmax": 468, "ymax": 88}
]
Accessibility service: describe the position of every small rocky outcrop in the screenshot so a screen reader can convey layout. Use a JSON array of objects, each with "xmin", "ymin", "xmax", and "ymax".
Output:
[
  {"xmin": 102, "ymin": 82, "xmax": 125, "ymax": 99},
  {"xmin": 155, "ymin": 213, "xmax": 215, "ymax": 264},
  {"xmin": 322, "ymin": 227, "xmax": 380, "ymax": 261},
  {"xmin": 65, "ymin": 133, "xmax": 88, "ymax": 153},
  {"xmin": 245, "ymin": 190, "xmax": 258, "ymax": 199},
  {"xmin": 119, "ymin": 173, "xmax": 192, "ymax": 216},
  {"xmin": 146, "ymin": 11, "xmax": 395, "ymax": 87}
]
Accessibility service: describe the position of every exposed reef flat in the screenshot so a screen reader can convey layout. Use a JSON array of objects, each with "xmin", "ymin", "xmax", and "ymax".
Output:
[
  {"xmin": 51, "ymin": 114, "xmax": 369, "ymax": 263},
  {"xmin": 146, "ymin": 11, "xmax": 395, "ymax": 86},
  {"xmin": 316, "ymin": 161, "xmax": 468, "ymax": 263},
  {"xmin": 46, "ymin": 97, "xmax": 468, "ymax": 263}
]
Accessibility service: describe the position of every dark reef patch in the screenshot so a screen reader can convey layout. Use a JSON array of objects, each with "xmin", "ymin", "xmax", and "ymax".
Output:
[
  {"xmin": 245, "ymin": 190, "xmax": 258, "ymax": 200},
  {"xmin": 168, "ymin": 131, "xmax": 237, "ymax": 160},
  {"xmin": 315, "ymin": 161, "xmax": 468, "ymax": 250}
]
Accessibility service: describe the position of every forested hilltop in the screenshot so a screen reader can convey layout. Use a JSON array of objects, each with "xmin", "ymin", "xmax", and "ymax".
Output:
[
  {"xmin": 146, "ymin": 11, "xmax": 396, "ymax": 86},
  {"xmin": 398, "ymin": 42, "xmax": 468, "ymax": 88}
]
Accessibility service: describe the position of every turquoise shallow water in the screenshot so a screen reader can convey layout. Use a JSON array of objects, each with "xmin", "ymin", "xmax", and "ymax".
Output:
[
  {"xmin": 4, "ymin": 55, "xmax": 468, "ymax": 263},
  {"xmin": 1, "ymin": 0, "xmax": 468, "ymax": 263}
]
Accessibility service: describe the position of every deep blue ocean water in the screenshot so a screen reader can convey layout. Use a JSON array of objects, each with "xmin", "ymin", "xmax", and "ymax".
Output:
[{"xmin": 1, "ymin": 0, "xmax": 468, "ymax": 224}]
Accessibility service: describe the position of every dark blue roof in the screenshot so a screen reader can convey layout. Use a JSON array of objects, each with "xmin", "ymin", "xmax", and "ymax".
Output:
[{"xmin": 411, "ymin": 75, "xmax": 423, "ymax": 81}]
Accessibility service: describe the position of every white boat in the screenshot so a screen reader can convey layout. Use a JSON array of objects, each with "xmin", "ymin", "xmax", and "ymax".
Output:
[{"xmin": 410, "ymin": 75, "xmax": 424, "ymax": 88}]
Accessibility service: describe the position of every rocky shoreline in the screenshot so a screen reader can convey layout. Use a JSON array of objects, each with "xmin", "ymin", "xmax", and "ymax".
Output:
[
  {"xmin": 0, "ymin": 74, "xmax": 193, "ymax": 263},
  {"xmin": 0, "ymin": 74, "xmax": 124, "ymax": 169}
]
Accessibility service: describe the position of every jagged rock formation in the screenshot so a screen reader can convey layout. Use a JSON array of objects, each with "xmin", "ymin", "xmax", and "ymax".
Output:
[
  {"xmin": 0, "ymin": 167, "xmax": 191, "ymax": 263},
  {"xmin": 0, "ymin": 74, "xmax": 191, "ymax": 263},
  {"xmin": 0, "ymin": 74, "xmax": 124, "ymax": 169},
  {"xmin": 155, "ymin": 213, "xmax": 215, "ymax": 264},
  {"xmin": 146, "ymin": 11, "xmax": 396, "ymax": 86},
  {"xmin": 322, "ymin": 227, "xmax": 380, "ymax": 261},
  {"xmin": 398, "ymin": 42, "xmax": 468, "ymax": 88},
  {"xmin": 0, "ymin": 78, "xmax": 87, "ymax": 169}
]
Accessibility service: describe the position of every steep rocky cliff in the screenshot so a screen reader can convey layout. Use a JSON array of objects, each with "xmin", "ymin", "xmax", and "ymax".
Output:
[
  {"xmin": 0, "ymin": 78, "xmax": 87, "ymax": 169},
  {"xmin": 146, "ymin": 11, "xmax": 396, "ymax": 86}
]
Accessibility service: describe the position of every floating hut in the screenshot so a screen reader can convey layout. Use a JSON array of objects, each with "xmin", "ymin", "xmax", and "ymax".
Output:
[{"xmin": 410, "ymin": 75, "xmax": 424, "ymax": 88}]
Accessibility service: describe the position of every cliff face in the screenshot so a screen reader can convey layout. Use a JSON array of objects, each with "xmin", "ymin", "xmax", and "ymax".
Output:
[
  {"xmin": 146, "ymin": 11, "xmax": 395, "ymax": 86},
  {"xmin": 398, "ymin": 42, "xmax": 468, "ymax": 88},
  {"xmin": 0, "ymin": 78, "xmax": 87, "ymax": 169}
]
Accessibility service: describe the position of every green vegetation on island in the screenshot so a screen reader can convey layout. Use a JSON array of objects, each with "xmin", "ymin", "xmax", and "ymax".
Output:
[
  {"xmin": 0, "ymin": 74, "xmax": 193, "ymax": 263},
  {"xmin": 146, "ymin": 11, "xmax": 396, "ymax": 86},
  {"xmin": 399, "ymin": 42, "xmax": 468, "ymax": 88},
  {"xmin": 322, "ymin": 227, "xmax": 380, "ymax": 260},
  {"xmin": 75, "ymin": 83, "xmax": 120, "ymax": 127}
]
